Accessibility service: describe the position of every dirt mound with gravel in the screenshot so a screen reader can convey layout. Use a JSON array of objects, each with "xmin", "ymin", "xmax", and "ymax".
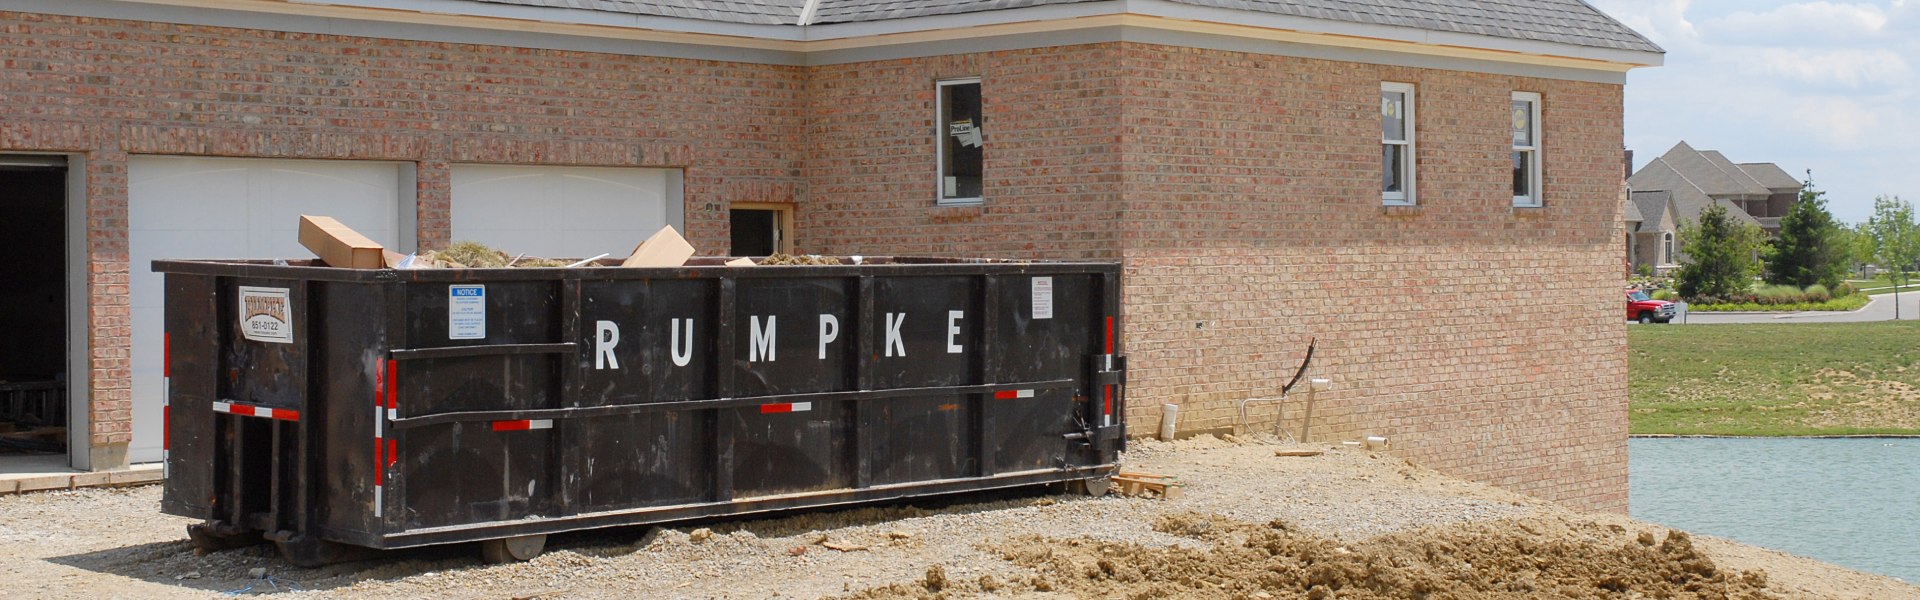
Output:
[{"xmin": 846, "ymin": 511, "xmax": 1779, "ymax": 599}]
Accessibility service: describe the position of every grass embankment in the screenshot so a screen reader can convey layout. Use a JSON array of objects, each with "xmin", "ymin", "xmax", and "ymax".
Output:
[
  {"xmin": 1847, "ymin": 273, "xmax": 1918, "ymax": 295},
  {"xmin": 1629, "ymin": 320, "xmax": 1920, "ymax": 436}
]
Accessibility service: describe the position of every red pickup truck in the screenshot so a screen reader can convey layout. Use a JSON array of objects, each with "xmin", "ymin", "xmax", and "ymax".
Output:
[{"xmin": 1626, "ymin": 289, "xmax": 1676, "ymax": 324}]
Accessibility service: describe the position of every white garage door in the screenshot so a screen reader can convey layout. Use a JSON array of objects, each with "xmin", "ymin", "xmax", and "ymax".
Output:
[
  {"xmin": 127, "ymin": 157, "xmax": 410, "ymax": 463},
  {"xmin": 451, "ymin": 165, "xmax": 682, "ymax": 260}
]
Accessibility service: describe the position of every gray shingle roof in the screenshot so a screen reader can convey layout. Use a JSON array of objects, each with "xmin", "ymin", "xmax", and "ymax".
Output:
[
  {"xmin": 1738, "ymin": 163, "xmax": 1803, "ymax": 192},
  {"xmin": 1629, "ymin": 190, "xmax": 1671, "ymax": 232},
  {"xmin": 455, "ymin": 0, "xmax": 1662, "ymax": 55},
  {"xmin": 1638, "ymin": 142, "xmax": 1765, "ymax": 197},
  {"xmin": 1623, "ymin": 192, "xmax": 1643, "ymax": 223},
  {"xmin": 1698, "ymin": 150, "xmax": 1772, "ymax": 196},
  {"xmin": 1629, "ymin": 158, "xmax": 1761, "ymax": 228}
]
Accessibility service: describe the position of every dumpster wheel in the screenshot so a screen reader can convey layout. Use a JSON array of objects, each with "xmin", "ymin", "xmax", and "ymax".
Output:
[
  {"xmin": 1069, "ymin": 475, "xmax": 1112, "ymax": 497},
  {"xmin": 480, "ymin": 534, "xmax": 548, "ymax": 563}
]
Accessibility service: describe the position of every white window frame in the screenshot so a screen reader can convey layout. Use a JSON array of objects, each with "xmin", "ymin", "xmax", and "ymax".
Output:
[
  {"xmin": 1381, "ymin": 82, "xmax": 1416, "ymax": 205},
  {"xmin": 1512, "ymin": 91, "xmax": 1544, "ymax": 207},
  {"xmin": 1662, "ymin": 232, "xmax": 1675, "ymax": 264},
  {"xmin": 935, "ymin": 77, "xmax": 984, "ymax": 206}
]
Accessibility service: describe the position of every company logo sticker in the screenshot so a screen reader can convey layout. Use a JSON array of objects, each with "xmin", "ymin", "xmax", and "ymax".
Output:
[{"xmin": 238, "ymin": 286, "xmax": 294, "ymax": 344}]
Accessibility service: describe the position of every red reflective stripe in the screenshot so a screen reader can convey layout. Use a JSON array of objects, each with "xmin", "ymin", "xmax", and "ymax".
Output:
[
  {"xmin": 163, "ymin": 406, "xmax": 170, "ymax": 450},
  {"xmin": 760, "ymin": 403, "xmax": 793, "ymax": 414},
  {"xmin": 163, "ymin": 332, "xmax": 170, "ymax": 378},
  {"xmin": 1104, "ymin": 387, "xmax": 1113, "ymax": 416},
  {"xmin": 492, "ymin": 420, "xmax": 531, "ymax": 432},
  {"xmin": 1104, "ymin": 316, "xmax": 1114, "ymax": 354},
  {"xmin": 993, "ymin": 390, "xmax": 1018, "ymax": 400},
  {"xmin": 373, "ymin": 438, "xmax": 384, "ymax": 485},
  {"xmin": 273, "ymin": 408, "xmax": 300, "ymax": 421},
  {"xmin": 387, "ymin": 360, "xmax": 398, "ymax": 410},
  {"xmin": 375, "ymin": 360, "xmax": 385, "ymax": 408},
  {"xmin": 387, "ymin": 439, "xmax": 397, "ymax": 467}
]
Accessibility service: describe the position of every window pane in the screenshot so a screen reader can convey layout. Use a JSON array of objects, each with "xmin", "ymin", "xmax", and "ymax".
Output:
[
  {"xmin": 1382, "ymin": 144, "xmax": 1403, "ymax": 194},
  {"xmin": 1511, "ymin": 100, "xmax": 1533, "ymax": 147},
  {"xmin": 1512, "ymin": 151, "xmax": 1531, "ymax": 198},
  {"xmin": 1381, "ymin": 91, "xmax": 1406, "ymax": 142},
  {"xmin": 940, "ymin": 82, "xmax": 983, "ymax": 201}
]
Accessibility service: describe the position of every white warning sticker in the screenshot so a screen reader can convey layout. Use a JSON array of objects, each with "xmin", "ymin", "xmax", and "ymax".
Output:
[
  {"xmin": 449, "ymin": 285, "xmax": 486, "ymax": 340},
  {"xmin": 1032, "ymin": 277, "xmax": 1053, "ymax": 320},
  {"xmin": 238, "ymin": 286, "xmax": 294, "ymax": 344}
]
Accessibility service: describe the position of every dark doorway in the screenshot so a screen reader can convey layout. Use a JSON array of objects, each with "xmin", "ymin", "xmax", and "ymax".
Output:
[
  {"xmin": 0, "ymin": 155, "xmax": 68, "ymax": 457},
  {"xmin": 729, "ymin": 206, "xmax": 790, "ymax": 257}
]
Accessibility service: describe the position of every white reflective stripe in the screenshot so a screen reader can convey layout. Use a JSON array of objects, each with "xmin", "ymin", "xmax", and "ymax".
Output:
[
  {"xmin": 1014, "ymin": 390, "xmax": 1033, "ymax": 398},
  {"xmin": 374, "ymin": 406, "xmax": 384, "ymax": 437},
  {"xmin": 792, "ymin": 402, "xmax": 813, "ymax": 412},
  {"xmin": 528, "ymin": 419, "xmax": 554, "ymax": 430},
  {"xmin": 212, "ymin": 401, "xmax": 232, "ymax": 413},
  {"xmin": 374, "ymin": 484, "xmax": 383, "ymax": 514},
  {"xmin": 388, "ymin": 408, "xmax": 397, "ymax": 420}
]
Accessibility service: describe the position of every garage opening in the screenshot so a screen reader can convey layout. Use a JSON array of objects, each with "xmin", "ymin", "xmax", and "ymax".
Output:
[
  {"xmin": 729, "ymin": 203, "xmax": 792, "ymax": 257},
  {"xmin": 0, "ymin": 155, "xmax": 69, "ymax": 461}
]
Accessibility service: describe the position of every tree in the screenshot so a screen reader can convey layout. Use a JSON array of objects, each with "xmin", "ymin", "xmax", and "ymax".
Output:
[
  {"xmin": 1764, "ymin": 173, "xmax": 1846, "ymax": 289},
  {"xmin": 1675, "ymin": 203, "xmax": 1764, "ymax": 301},
  {"xmin": 1840, "ymin": 223, "xmax": 1878, "ymax": 276},
  {"xmin": 1866, "ymin": 195, "xmax": 1920, "ymax": 319}
]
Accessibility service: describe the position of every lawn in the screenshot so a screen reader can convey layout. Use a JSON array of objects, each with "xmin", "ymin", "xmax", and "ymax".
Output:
[
  {"xmin": 1629, "ymin": 320, "xmax": 1920, "ymax": 436},
  {"xmin": 1846, "ymin": 273, "xmax": 1919, "ymax": 296}
]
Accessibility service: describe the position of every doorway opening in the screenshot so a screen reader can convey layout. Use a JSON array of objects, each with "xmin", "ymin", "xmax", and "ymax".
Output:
[
  {"xmin": 0, "ymin": 155, "xmax": 69, "ymax": 462},
  {"xmin": 729, "ymin": 203, "xmax": 793, "ymax": 257}
]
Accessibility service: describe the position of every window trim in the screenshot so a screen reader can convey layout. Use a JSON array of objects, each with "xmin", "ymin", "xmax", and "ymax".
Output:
[
  {"xmin": 1381, "ymin": 82, "xmax": 1416, "ymax": 206},
  {"xmin": 1661, "ymin": 231, "xmax": 1675, "ymax": 265},
  {"xmin": 1511, "ymin": 91, "xmax": 1543, "ymax": 207},
  {"xmin": 935, "ymin": 77, "xmax": 984, "ymax": 206}
]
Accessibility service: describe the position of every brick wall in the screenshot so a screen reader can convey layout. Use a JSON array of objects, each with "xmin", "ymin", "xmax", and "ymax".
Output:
[
  {"xmin": 801, "ymin": 43, "xmax": 1629, "ymax": 512},
  {"xmin": 0, "ymin": 12, "xmax": 806, "ymax": 458}
]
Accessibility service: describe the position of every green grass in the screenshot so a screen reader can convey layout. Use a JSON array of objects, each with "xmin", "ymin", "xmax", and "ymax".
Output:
[
  {"xmin": 1846, "ymin": 273, "xmax": 1919, "ymax": 296},
  {"xmin": 1630, "ymin": 321, "xmax": 1920, "ymax": 436},
  {"xmin": 1685, "ymin": 294, "xmax": 1870, "ymax": 312}
]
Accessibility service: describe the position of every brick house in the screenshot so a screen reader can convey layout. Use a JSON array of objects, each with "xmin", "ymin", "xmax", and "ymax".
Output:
[
  {"xmin": 1626, "ymin": 141, "xmax": 1801, "ymax": 272},
  {"xmin": 0, "ymin": 0, "xmax": 1659, "ymax": 511}
]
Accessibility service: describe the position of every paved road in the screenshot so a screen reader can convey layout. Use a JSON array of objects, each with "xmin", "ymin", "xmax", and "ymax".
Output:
[{"xmin": 1669, "ymin": 292, "xmax": 1920, "ymax": 324}]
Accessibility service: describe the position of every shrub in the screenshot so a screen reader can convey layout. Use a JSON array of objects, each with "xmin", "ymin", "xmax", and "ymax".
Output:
[
  {"xmin": 1755, "ymin": 285, "xmax": 1809, "ymax": 305},
  {"xmin": 1636, "ymin": 264, "xmax": 1654, "ymax": 277},
  {"xmin": 1651, "ymin": 289, "xmax": 1678, "ymax": 301},
  {"xmin": 1805, "ymin": 284, "xmax": 1832, "ymax": 303},
  {"xmin": 1835, "ymin": 282, "xmax": 1859, "ymax": 298}
]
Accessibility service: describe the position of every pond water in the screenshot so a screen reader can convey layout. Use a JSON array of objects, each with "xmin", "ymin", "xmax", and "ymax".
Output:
[{"xmin": 1629, "ymin": 437, "xmax": 1920, "ymax": 584}]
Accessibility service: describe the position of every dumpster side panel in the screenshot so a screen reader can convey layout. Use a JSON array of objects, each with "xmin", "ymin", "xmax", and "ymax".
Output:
[
  {"xmin": 870, "ymin": 277, "xmax": 980, "ymax": 389},
  {"xmin": 402, "ymin": 422, "xmax": 557, "ymax": 529},
  {"xmin": 405, "ymin": 281, "xmax": 558, "ymax": 348},
  {"xmin": 160, "ymin": 273, "xmax": 219, "ymax": 517},
  {"xmin": 728, "ymin": 277, "xmax": 856, "ymax": 497},
  {"xmin": 573, "ymin": 412, "xmax": 712, "ymax": 512},
  {"xmin": 865, "ymin": 395, "xmax": 974, "ymax": 485},
  {"xmin": 224, "ymin": 278, "xmax": 310, "ymax": 414},
  {"xmin": 317, "ymin": 282, "xmax": 389, "ymax": 538},
  {"xmin": 987, "ymin": 274, "xmax": 1093, "ymax": 472},
  {"xmin": 578, "ymin": 279, "xmax": 718, "ymax": 406}
]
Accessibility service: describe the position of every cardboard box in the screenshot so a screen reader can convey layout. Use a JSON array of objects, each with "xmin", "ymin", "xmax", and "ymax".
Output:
[
  {"xmin": 621, "ymin": 225, "xmax": 696, "ymax": 268},
  {"xmin": 725, "ymin": 257, "xmax": 756, "ymax": 267},
  {"xmin": 298, "ymin": 215, "xmax": 386, "ymax": 269}
]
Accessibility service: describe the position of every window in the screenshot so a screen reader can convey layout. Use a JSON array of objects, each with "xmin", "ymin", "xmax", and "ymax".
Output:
[
  {"xmin": 1381, "ymin": 82, "xmax": 1415, "ymax": 205},
  {"xmin": 1511, "ymin": 92, "xmax": 1543, "ymax": 207},
  {"xmin": 937, "ymin": 78, "xmax": 983, "ymax": 205},
  {"xmin": 1662, "ymin": 232, "xmax": 1675, "ymax": 264}
]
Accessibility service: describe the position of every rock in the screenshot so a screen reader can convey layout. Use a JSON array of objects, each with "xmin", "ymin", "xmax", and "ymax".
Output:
[
  {"xmin": 787, "ymin": 545, "xmax": 807, "ymax": 556},
  {"xmin": 689, "ymin": 528, "xmax": 713, "ymax": 543},
  {"xmin": 885, "ymin": 530, "xmax": 912, "ymax": 540},
  {"xmin": 247, "ymin": 567, "xmax": 267, "ymax": 579},
  {"xmin": 174, "ymin": 572, "xmax": 201, "ymax": 580},
  {"xmin": 821, "ymin": 541, "xmax": 868, "ymax": 552}
]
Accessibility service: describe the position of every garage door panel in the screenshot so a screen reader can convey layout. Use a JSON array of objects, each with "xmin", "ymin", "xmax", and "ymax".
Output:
[
  {"xmin": 452, "ymin": 165, "xmax": 678, "ymax": 260},
  {"xmin": 127, "ymin": 156, "xmax": 405, "ymax": 464}
]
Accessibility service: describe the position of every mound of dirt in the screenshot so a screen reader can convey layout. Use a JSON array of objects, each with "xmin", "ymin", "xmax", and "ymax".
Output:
[{"xmin": 844, "ymin": 512, "xmax": 1778, "ymax": 599}]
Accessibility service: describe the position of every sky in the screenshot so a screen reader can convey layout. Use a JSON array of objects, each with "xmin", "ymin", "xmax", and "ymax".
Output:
[{"xmin": 1587, "ymin": 0, "xmax": 1918, "ymax": 224}]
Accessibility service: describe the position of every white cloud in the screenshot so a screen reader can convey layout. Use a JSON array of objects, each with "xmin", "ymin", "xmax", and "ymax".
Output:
[
  {"xmin": 1702, "ymin": 2, "xmax": 1890, "ymax": 44},
  {"xmin": 1746, "ymin": 48, "xmax": 1911, "ymax": 88},
  {"xmin": 1789, "ymin": 96, "xmax": 1881, "ymax": 146}
]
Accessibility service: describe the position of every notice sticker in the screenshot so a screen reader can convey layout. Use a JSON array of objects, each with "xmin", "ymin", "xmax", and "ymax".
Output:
[
  {"xmin": 238, "ymin": 286, "xmax": 294, "ymax": 344},
  {"xmin": 449, "ymin": 285, "xmax": 486, "ymax": 340},
  {"xmin": 1032, "ymin": 277, "xmax": 1053, "ymax": 320}
]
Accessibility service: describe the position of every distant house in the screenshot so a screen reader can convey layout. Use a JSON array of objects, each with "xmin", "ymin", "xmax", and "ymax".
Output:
[{"xmin": 1625, "ymin": 142, "xmax": 1801, "ymax": 272}]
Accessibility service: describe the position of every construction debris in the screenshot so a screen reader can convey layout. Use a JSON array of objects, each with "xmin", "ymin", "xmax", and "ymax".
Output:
[
  {"xmin": 423, "ymin": 241, "xmax": 571, "ymax": 268},
  {"xmin": 622, "ymin": 225, "xmax": 695, "ymax": 268},
  {"xmin": 761, "ymin": 253, "xmax": 842, "ymax": 266},
  {"xmin": 1274, "ymin": 449, "xmax": 1325, "ymax": 457},
  {"xmin": 1112, "ymin": 471, "xmax": 1184, "ymax": 500},
  {"xmin": 298, "ymin": 215, "xmax": 385, "ymax": 269}
]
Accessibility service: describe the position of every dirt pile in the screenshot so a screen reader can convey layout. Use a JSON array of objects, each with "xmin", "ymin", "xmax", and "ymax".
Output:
[{"xmin": 845, "ymin": 512, "xmax": 1779, "ymax": 600}]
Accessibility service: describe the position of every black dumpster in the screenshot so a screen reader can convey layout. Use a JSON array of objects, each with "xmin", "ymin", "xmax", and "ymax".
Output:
[{"xmin": 154, "ymin": 256, "xmax": 1126, "ymax": 565}]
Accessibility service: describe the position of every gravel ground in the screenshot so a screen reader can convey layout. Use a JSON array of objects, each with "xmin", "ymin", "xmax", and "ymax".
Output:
[{"xmin": 1, "ymin": 435, "xmax": 1913, "ymax": 599}]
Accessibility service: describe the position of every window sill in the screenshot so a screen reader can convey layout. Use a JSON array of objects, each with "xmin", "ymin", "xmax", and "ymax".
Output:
[{"xmin": 1381, "ymin": 203, "xmax": 1422, "ymax": 217}]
